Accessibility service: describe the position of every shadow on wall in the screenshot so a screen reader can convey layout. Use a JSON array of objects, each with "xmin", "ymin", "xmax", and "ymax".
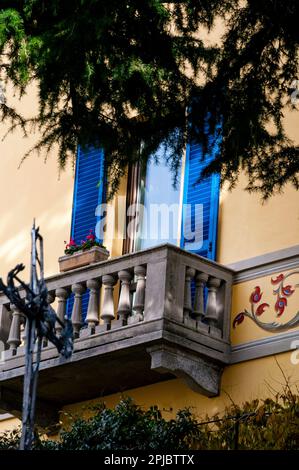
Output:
[{"xmin": 0, "ymin": 191, "xmax": 74, "ymax": 279}]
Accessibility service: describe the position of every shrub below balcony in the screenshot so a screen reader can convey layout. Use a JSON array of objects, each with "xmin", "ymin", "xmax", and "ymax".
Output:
[{"xmin": 0, "ymin": 392, "xmax": 299, "ymax": 450}]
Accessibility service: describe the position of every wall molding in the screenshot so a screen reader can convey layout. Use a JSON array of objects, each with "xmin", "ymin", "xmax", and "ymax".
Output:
[
  {"xmin": 228, "ymin": 244, "xmax": 299, "ymax": 284},
  {"xmin": 230, "ymin": 329, "xmax": 299, "ymax": 364}
]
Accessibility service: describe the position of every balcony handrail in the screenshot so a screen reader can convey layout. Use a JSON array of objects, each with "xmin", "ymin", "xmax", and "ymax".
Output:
[{"xmin": 0, "ymin": 243, "xmax": 233, "ymax": 358}]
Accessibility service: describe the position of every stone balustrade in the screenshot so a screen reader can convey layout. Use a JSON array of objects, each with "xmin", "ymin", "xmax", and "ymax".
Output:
[
  {"xmin": 0, "ymin": 262, "xmax": 147, "ymax": 355},
  {"xmin": 183, "ymin": 268, "xmax": 227, "ymax": 337},
  {"xmin": 0, "ymin": 244, "xmax": 233, "ymax": 419},
  {"xmin": 0, "ymin": 245, "xmax": 231, "ymax": 357}
]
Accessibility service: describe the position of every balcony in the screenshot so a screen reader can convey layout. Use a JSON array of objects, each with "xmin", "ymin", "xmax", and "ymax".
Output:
[{"xmin": 0, "ymin": 244, "xmax": 233, "ymax": 425}]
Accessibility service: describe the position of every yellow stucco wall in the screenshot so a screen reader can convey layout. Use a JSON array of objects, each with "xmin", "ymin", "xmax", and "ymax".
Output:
[
  {"xmin": 217, "ymin": 109, "xmax": 299, "ymax": 266},
  {"xmin": 2, "ymin": 351, "xmax": 298, "ymax": 434},
  {"xmin": 61, "ymin": 350, "xmax": 299, "ymax": 423},
  {"xmin": 218, "ymin": 177, "xmax": 299, "ymax": 266},
  {"xmin": 0, "ymin": 84, "xmax": 74, "ymax": 280},
  {"xmin": 0, "ymin": 416, "xmax": 20, "ymax": 433}
]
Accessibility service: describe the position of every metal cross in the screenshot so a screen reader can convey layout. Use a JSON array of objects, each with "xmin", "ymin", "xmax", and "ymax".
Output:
[{"xmin": 0, "ymin": 221, "xmax": 73, "ymax": 450}]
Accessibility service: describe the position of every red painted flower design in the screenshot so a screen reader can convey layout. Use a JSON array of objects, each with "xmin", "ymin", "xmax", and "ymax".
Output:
[
  {"xmin": 271, "ymin": 274, "xmax": 284, "ymax": 284},
  {"xmin": 256, "ymin": 303, "xmax": 269, "ymax": 316},
  {"xmin": 250, "ymin": 286, "xmax": 262, "ymax": 304},
  {"xmin": 233, "ymin": 312, "xmax": 245, "ymax": 329},
  {"xmin": 275, "ymin": 297, "xmax": 287, "ymax": 316},
  {"xmin": 282, "ymin": 285, "xmax": 295, "ymax": 296},
  {"xmin": 233, "ymin": 270, "xmax": 299, "ymax": 330}
]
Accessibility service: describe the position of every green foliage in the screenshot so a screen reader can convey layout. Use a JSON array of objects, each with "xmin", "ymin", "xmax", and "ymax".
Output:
[
  {"xmin": 0, "ymin": 427, "xmax": 20, "ymax": 450},
  {"xmin": 0, "ymin": 1, "xmax": 299, "ymax": 198},
  {"xmin": 56, "ymin": 400, "xmax": 201, "ymax": 451},
  {"xmin": 198, "ymin": 390, "xmax": 299, "ymax": 450},
  {"xmin": 1, "ymin": 393, "xmax": 299, "ymax": 450},
  {"xmin": 188, "ymin": 0, "xmax": 299, "ymax": 198},
  {"xmin": 0, "ymin": 0, "xmax": 208, "ymax": 196},
  {"xmin": 0, "ymin": 398, "xmax": 202, "ymax": 450}
]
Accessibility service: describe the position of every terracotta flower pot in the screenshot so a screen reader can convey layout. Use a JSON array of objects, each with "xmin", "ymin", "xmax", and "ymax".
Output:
[{"xmin": 58, "ymin": 246, "xmax": 110, "ymax": 272}]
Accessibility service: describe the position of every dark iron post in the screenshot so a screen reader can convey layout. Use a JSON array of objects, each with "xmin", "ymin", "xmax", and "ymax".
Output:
[
  {"xmin": 20, "ymin": 222, "xmax": 43, "ymax": 450},
  {"xmin": 0, "ymin": 222, "xmax": 73, "ymax": 450}
]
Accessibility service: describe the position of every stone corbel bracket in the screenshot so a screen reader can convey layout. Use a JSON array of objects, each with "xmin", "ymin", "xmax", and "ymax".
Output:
[{"xmin": 147, "ymin": 343, "xmax": 223, "ymax": 397}]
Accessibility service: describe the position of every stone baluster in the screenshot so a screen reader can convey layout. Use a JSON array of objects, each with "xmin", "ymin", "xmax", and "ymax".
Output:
[
  {"xmin": 47, "ymin": 291, "xmax": 55, "ymax": 306},
  {"xmin": 55, "ymin": 287, "xmax": 69, "ymax": 335},
  {"xmin": 21, "ymin": 317, "xmax": 27, "ymax": 345},
  {"xmin": 193, "ymin": 272, "xmax": 209, "ymax": 322},
  {"xmin": 205, "ymin": 277, "xmax": 222, "ymax": 328},
  {"xmin": 7, "ymin": 304, "xmax": 22, "ymax": 355},
  {"xmin": 131, "ymin": 265, "xmax": 146, "ymax": 322},
  {"xmin": 117, "ymin": 270, "xmax": 132, "ymax": 325},
  {"xmin": 43, "ymin": 291, "xmax": 56, "ymax": 347},
  {"xmin": 101, "ymin": 275, "xmax": 116, "ymax": 329},
  {"xmin": 86, "ymin": 279, "xmax": 101, "ymax": 333},
  {"xmin": 71, "ymin": 283, "xmax": 86, "ymax": 338},
  {"xmin": 183, "ymin": 267, "xmax": 195, "ymax": 320}
]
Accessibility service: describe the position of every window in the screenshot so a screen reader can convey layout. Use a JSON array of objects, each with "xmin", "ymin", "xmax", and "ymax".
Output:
[
  {"xmin": 123, "ymin": 140, "xmax": 220, "ymax": 260},
  {"xmin": 70, "ymin": 136, "xmax": 220, "ymax": 262},
  {"xmin": 135, "ymin": 147, "xmax": 183, "ymax": 251}
]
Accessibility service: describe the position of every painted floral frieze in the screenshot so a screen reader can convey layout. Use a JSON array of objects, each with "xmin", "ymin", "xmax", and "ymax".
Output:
[{"xmin": 233, "ymin": 271, "xmax": 299, "ymax": 332}]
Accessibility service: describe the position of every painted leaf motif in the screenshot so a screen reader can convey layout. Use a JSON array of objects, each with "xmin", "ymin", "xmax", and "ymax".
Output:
[
  {"xmin": 233, "ymin": 312, "xmax": 245, "ymax": 329},
  {"xmin": 275, "ymin": 297, "xmax": 287, "ymax": 317},
  {"xmin": 256, "ymin": 303, "xmax": 269, "ymax": 316},
  {"xmin": 271, "ymin": 274, "xmax": 284, "ymax": 285},
  {"xmin": 282, "ymin": 285, "xmax": 295, "ymax": 296},
  {"xmin": 250, "ymin": 286, "xmax": 262, "ymax": 304}
]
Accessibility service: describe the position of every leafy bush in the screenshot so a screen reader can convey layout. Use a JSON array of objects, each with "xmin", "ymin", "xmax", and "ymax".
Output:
[
  {"xmin": 0, "ymin": 398, "xmax": 202, "ymax": 450},
  {"xmin": 203, "ymin": 390, "xmax": 299, "ymax": 450},
  {"xmin": 1, "ymin": 393, "xmax": 299, "ymax": 450}
]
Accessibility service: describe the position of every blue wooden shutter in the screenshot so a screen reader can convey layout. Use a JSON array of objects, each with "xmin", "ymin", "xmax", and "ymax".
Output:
[
  {"xmin": 71, "ymin": 145, "xmax": 106, "ymax": 245},
  {"xmin": 67, "ymin": 145, "xmax": 106, "ymax": 319},
  {"xmin": 181, "ymin": 136, "xmax": 220, "ymax": 261}
]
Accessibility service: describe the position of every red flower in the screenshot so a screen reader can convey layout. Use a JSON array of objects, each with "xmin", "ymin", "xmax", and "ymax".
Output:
[
  {"xmin": 233, "ymin": 312, "xmax": 245, "ymax": 329},
  {"xmin": 86, "ymin": 234, "xmax": 95, "ymax": 241},
  {"xmin": 86, "ymin": 229, "xmax": 95, "ymax": 240},
  {"xmin": 65, "ymin": 237, "xmax": 76, "ymax": 249},
  {"xmin": 271, "ymin": 274, "xmax": 284, "ymax": 284},
  {"xmin": 282, "ymin": 285, "xmax": 295, "ymax": 297},
  {"xmin": 250, "ymin": 286, "xmax": 262, "ymax": 304},
  {"xmin": 275, "ymin": 297, "xmax": 287, "ymax": 316},
  {"xmin": 256, "ymin": 303, "xmax": 269, "ymax": 316}
]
